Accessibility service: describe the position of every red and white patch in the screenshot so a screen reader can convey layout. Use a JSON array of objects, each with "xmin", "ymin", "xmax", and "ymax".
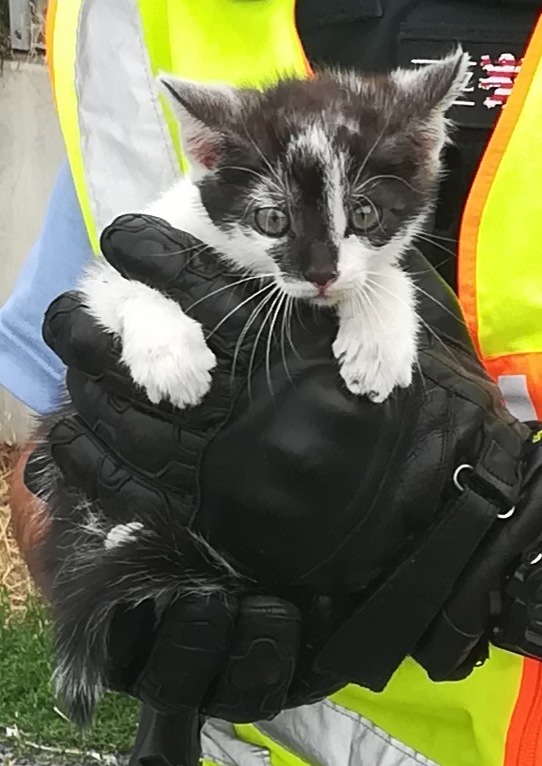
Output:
[{"xmin": 478, "ymin": 53, "xmax": 522, "ymax": 109}]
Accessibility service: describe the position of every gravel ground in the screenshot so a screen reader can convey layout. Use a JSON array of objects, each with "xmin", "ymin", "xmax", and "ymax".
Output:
[{"xmin": 0, "ymin": 733, "xmax": 128, "ymax": 766}]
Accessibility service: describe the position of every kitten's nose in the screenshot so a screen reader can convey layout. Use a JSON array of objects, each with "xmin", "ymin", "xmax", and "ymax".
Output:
[{"xmin": 305, "ymin": 268, "xmax": 338, "ymax": 288}]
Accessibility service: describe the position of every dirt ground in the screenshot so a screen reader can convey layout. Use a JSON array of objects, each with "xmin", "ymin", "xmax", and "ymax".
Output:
[{"xmin": 0, "ymin": 444, "xmax": 34, "ymax": 611}]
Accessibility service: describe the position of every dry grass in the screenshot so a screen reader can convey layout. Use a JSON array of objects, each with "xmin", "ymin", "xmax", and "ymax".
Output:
[{"xmin": 0, "ymin": 443, "xmax": 34, "ymax": 611}]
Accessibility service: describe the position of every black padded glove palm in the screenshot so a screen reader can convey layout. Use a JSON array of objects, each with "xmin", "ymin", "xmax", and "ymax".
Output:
[{"xmin": 28, "ymin": 214, "xmax": 542, "ymax": 730}]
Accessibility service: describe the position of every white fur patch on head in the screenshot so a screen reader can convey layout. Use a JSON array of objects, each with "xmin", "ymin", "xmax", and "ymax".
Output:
[
  {"xmin": 287, "ymin": 122, "xmax": 348, "ymax": 246},
  {"xmin": 148, "ymin": 180, "xmax": 281, "ymax": 277},
  {"xmin": 326, "ymin": 154, "xmax": 347, "ymax": 244},
  {"xmin": 104, "ymin": 522, "xmax": 144, "ymax": 551},
  {"xmin": 287, "ymin": 123, "xmax": 333, "ymax": 164}
]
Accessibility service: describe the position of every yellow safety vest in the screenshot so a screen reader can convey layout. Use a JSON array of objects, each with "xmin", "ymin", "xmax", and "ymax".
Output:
[
  {"xmin": 46, "ymin": 2, "xmax": 542, "ymax": 765},
  {"xmin": 45, "ymin": 0, "xmax": 310, "ymax": 254}
]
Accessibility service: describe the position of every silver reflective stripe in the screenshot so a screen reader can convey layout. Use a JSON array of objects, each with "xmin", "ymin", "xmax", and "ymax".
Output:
[
  {"xmin": 202, "ymin": 720, "xmax": 271, "ymax": 766},
  {"xmin": 202, "ymin": 700, "xmax": 441, "ymax": 766},
  {"xmin": 76, "ymin": 0, "xmax": 180, "ymax": 233},
  {"xmin": 498, "ymin": 374, "xmax": 537, "ymax": 421},
  {"xmin": 261, "ymin": 700, "xmax": 440, "ymax": 766}
]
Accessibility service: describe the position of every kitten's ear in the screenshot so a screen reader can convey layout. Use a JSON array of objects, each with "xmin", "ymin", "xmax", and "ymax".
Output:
[
  {"xmin": 392, "ymin": 48, "xmax": 470, "ymax": 154},
  {"xmin": 158, "ymin": 75, "xmax": 248, "ymax": 172},
  {"xmin": 393, "ymin": 48, "xmax": 471, "ymax": 116}
]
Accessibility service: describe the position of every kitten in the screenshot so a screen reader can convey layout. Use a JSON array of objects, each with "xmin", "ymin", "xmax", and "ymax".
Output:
[
  {"xmin": 81, "ymin": 51, "xmax": 469, "ymax": 407},
  {"xmin": 35, "ymin": 52, "xmax": 471, "ymax": 722}
]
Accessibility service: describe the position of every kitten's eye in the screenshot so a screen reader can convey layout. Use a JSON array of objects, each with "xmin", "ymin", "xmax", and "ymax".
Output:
[
  {"xmin": 350, "ymin": 203, "xmax": 381, "ymax": 233},
  {"xmin": 254, "ymin": 207, "xmax": 289, "ymax": 237}
]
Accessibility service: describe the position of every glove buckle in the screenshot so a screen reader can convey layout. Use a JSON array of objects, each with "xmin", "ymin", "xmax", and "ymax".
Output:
[{"xmin": 452, "ymin": 464, "xmax": 516, "ymax": 520}]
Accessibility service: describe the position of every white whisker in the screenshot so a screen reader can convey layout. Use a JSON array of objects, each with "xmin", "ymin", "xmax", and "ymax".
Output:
[
  {"xmin": 231, "ymin": 285, "xmax": 282, "ymax": 381},
  {"xmin": 285, "ymin": 297, "xmax": 302, "ymax": 361},
  {"xmin": 265, "ymin": 292, "xmax": 287, "ymax": 396},
  {"xmin": 279, "ymin": 295, "xmax": 295, "ymax": 385},
  {"xmin": 206, "ymin": 281, "xmax": 276, "ymax": 339},
  {"xmin": 188, "ymin": 274, "xmax": 275, "ymax": 312},
  {"xmin": 415, "ymin": 233, "xmax": 457, "ymax": 261},
  {"xmin": 365, "ymin": 275, "xmax": 462, "ymax": 369},
  {"xmin": 350, "ymin": 115, "xmax": 393, "ymax": 192},
  {"xmin": 356, "ymin": 173, "xmax": 421, "ymax": 196},
  {"xmin": 362, "ymin": 280, "xmax": 428, "ymax": 397},
  {"xmin": 247, "ymin": 290, "xmax": 283, "ymax": 399},
  {"xmin": 243, "ymin": 131, "xmax": 288, "ymax": 196},
  {"xmin": 411, "ymin": 282, "xmax": 467, "ymax": 325}
]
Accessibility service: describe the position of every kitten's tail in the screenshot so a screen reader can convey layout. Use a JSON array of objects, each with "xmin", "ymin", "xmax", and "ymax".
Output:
[{"xmin": 51, "ymin": 519, "xmax": 242, "ymax": 726}]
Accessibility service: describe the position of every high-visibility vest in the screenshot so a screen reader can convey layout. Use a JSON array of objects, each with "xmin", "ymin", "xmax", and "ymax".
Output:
[
  {"xmin": 459, "ymin": 14, "xmax": 542, "ymax": 424},
  {"xmin": 47, "ymin": 3, "xmax": 542, "ymax": 765},
  {"xmin": 45, "ymin": 0, "xmax": 310, "ymax": 254},
  {"xmin": 456, "ymin": 12, "xmax": 542, "ymax": 766}
]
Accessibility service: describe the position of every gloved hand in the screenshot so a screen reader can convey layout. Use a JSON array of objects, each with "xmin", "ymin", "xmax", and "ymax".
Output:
[
  {"xmin": 27, "ymin": 214, "xmax": 539, "ymax": 726},
  {"xmin": 25, "ymin": 214, "xmax": 348, "ymax": 728}
]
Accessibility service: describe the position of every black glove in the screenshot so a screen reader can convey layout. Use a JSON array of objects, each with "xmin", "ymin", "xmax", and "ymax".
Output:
[
  {"xmin": 26, "ymin": 215, "xmax": 347, "ymax": 728},
  {"xmin": 28, "ymin": 392, "xmax": 342, "ymax": 726},
  {"xmin": 29, "ymin": 215, "xmax": 539, "ymax": 721},
  {"xmin": 105, "ymin": 592, "xmax": 305, "ymax": 766}
]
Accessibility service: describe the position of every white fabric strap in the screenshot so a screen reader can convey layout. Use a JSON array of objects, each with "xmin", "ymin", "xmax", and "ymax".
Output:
[
  {"xmin": 498, "ymin": 374, "xmax": 538, "ymax": 422},
  {"xmin": 202, "ymin": 699, "xmax": 441, "ymax": 766},
  {"xmin": 76, "ymin": 0, "xmax": 180, "ymax": 233}
]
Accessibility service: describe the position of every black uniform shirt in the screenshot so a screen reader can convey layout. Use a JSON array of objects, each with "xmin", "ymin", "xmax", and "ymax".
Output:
[{"xmin": 296, "ymin": 0, "xmax": 539, "ymax": 289}]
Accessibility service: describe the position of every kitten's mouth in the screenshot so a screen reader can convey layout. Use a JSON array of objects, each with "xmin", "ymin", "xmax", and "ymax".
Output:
[
  {"xmin": 278, "ymin": 276, "xmax": 341, "ymax": 304},
  {"xmin": 311, "ymin": 292, "xmax": 340, "ymax": 307}
]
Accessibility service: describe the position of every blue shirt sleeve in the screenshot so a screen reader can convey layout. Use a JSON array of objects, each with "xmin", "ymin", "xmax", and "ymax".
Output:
[{"xmin": 0, "ymin": 161, "xmax": 92, "ymax": 415}]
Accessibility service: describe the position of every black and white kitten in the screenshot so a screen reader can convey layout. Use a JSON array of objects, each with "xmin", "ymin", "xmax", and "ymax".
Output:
[{"xmin": 81, "ymin": 51, "xmax": 469, "ymax": 407}]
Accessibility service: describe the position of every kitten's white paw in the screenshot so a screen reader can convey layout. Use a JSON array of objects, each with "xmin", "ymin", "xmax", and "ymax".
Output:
[
  {"xmin": 121, "ymin": 301, "xmax": 216, "ymax": 409},
  {"xmin": 333, "ymin": 322, "xmax": 414, "ymax": 402}
]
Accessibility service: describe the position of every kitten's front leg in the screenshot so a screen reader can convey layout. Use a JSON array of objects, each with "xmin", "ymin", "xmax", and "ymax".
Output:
[
  {"xmin": 80, "ymin": 260, "xmax": 216, "ymax": 409},
  {"xmin": 332, "ymin": 267, "xmax": 418, "ymax": 403}
]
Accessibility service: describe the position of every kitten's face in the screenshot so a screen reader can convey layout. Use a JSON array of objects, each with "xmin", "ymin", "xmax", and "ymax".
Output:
[{"xmin": 161, "ymin": 52, "xmax": 468, "ymax": 304}]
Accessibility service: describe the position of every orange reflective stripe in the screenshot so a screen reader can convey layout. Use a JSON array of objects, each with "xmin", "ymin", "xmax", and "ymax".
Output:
[
  {"xmin": 505, "ymin": 660, "xmax": 542, "ymax": 766},
  {"xmin": 292, "ymin": 0, "xmax": 312, "ymax": 77},
  {"xmin": 45, "ymin": 0, "xmax": 58, "ymax": 94}
]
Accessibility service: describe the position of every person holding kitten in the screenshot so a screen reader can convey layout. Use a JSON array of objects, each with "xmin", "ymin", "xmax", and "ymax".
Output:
[{"xmin": 3, "ymin": 1, "xmax": 542, "ymax": 766}]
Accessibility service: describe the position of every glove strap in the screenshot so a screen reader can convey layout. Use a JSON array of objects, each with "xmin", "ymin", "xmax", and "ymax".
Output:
[{"xmin": 315, "ymin": 436, "xmax": 520, "ymax": 690}]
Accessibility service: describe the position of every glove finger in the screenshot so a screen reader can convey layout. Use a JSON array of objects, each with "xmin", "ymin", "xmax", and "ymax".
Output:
[
  {"xmin": 44, "ymin": 297, "xmax": 153, "ymax": 404},
  {"xmin": 286, "ymin": 593, "xmax": 349, "ymax": 706},
  {"xmin": 204, "ymin": 596, "xmax": 301, "ymax": 723},
  {"xmin": 134, "ymin": 593, "xmax": 238, "ymax": 714},
  {"xmin": 406, "ymin": 250, "xmax": 472, "ymax": 350},
  {"xmin": 26, "ymin": 416, "xmax": 189, "ymax": 522},
  {"xmin": 106, "ymin": 600, "xmax": 157, "ymax": 693},
  {"xmin": 43, "ymin": 292, "xmax": 120, "ymax": 375},
  {"xmin": 66, "ymin": 368, "xmax": 202, "ymax": 491},
  {"xmin": 100, "ymin": 214, "xmax": 208, "ymax": 291}
]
